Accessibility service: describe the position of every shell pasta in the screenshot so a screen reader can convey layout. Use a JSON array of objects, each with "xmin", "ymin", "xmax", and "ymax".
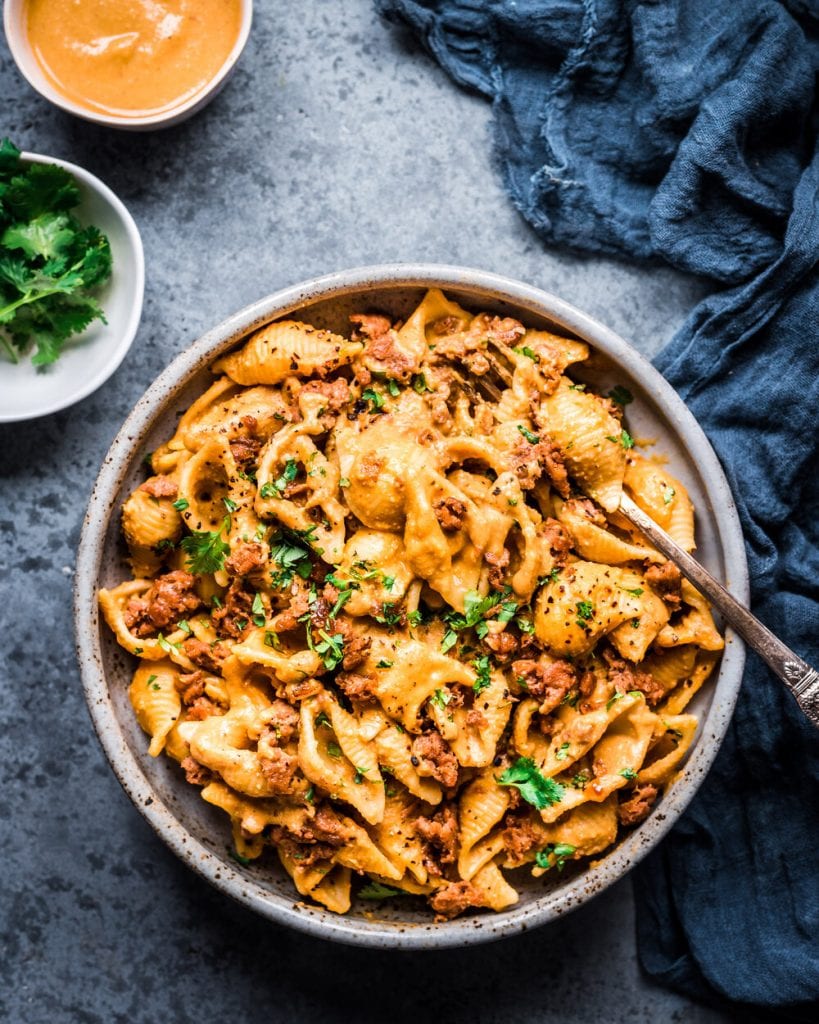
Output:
[{"xmin": 99, "ymin": 292, "xmax": 722, "ymax": 919}]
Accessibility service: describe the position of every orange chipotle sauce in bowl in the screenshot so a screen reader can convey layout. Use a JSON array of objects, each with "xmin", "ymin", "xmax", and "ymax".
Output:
[{"xmin": 24, "ymin": 0, "xmax": 243, "ymax": 118}]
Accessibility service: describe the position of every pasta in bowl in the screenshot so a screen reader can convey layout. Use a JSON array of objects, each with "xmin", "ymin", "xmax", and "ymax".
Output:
[{"xmin": 77, "ymin": 266, "xmax": 746, "ymax": 945}]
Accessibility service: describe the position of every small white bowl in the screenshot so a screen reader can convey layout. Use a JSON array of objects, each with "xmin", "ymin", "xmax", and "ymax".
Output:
[
  {"xmin": 0, "ymin": 152, "xmax": 144, "ymax": 423},
  {"xmin": 3, "ymin": 0, "xmax": 253, "ymax": 130}
]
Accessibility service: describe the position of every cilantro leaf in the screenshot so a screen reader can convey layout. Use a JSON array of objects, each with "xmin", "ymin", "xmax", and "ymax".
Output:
[
  {"xmin": 358, "ymin": 881, "xmax": 407, "ymax": 900},
  {"xmin": 0, "ymin": 143, "xmax": 112, "ymax": 367},
  {"xmin": 472, "ymin": 654, "xmax": 491, "ymax": 695},
  {"xmin": 498, "ymin": 757, "xmax": 565, "ymax": 810},
  {"xmin": 608, "ymin": 385, "xmax": 634, "ymax": 407},
  {"xmin": 180, "ymin": 517, "xmax": 231, "ymax": 575}
]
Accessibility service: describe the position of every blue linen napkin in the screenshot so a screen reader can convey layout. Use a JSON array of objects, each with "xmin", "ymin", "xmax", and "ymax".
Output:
[{"xmin": 378, "ymin": 1, "xmax": 819, "ymax": 1015}]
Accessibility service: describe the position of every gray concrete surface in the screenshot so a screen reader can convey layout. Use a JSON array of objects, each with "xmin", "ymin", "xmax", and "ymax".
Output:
[{"xmin": 0, "ymin": 3, "xmax": 727, "ymax": 1022}]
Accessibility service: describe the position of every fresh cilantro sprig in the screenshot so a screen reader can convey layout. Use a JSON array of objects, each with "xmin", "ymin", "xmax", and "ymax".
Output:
[
  {"xmin": 180, "ymin": 517, "xmax": 231, "ymax": 575},
  {"xmin": 0, "ymin": 138, "xmax": 113, "ymax": 367},
  {"xmin": 498, "ymin": 757, "xmax": 565, "ymax": 810},
  {"xmin": 473, "ymin": 654, "xmax": 491, "ymax": 695},
  {"xmin": 358, "ymin": 881, "xmax": 407, "ymax": 900},
  {"xmin": 535, "ymin": 843, "xmax": 576, "ymax": 871}
]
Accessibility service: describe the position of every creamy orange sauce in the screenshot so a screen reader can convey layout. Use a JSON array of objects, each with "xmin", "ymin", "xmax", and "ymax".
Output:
[{"xmin": 25, "ymin": 0, "xmax": 243, "ymax": 117}]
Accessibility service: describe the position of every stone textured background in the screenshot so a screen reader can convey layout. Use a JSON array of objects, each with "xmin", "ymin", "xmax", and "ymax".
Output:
[{"xmin": 1, "ymin": 3, "xmax": 728, "ymax": 1022}]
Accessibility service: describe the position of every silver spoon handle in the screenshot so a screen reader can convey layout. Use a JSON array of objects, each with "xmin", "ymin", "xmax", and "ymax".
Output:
[{"xmin": 619, "ymin": 493, "xmax": 819, "ymax": 728}]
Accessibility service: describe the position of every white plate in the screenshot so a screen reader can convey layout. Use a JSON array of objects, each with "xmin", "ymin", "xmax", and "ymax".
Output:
[{"xmin": 0, "ymin": 152, "xmax": 144, "ymax": 423}]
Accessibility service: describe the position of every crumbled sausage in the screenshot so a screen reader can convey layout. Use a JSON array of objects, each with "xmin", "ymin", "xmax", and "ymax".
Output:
[
  {"xmin": 484, "ymin": 548, "xmax": 510, "ymax": 589},
  {"xmin": 336, "ymin": 672, "xmax": 378, "ymax": 701},
  {"xmin": 350, "ymin": 312, "xmax": 418, "ymax": 381},
  {"xmin": 229, "ymin": 416, "xmax": 262, "ymax": 467},
  {"xmin": 340, "ymin": 630, "xmax": 371, "ymax": 671},
  {"xmin": 644, "ymin": 561, "xmax": 683, "ymax": 612},
  {"xmin": 482, "ymin": 629, "xmax": 518, "ymax": 661},
  {"xmin": 300, "ymin": 377, "xmax": 351, "ymax": 413},
  {"xmin": 416, "ymin": 803, "xmax": 458, "ymax": 876},
  {"xmin": 264, "ymin": 700, "xmax": 300, "ymax": 745},
  {"xmin": 411, "ymin": 731, "xmax": 459, "ymax": 789},
  {"xmin": 185, "ymin": 696, "xmax": 219, "ymax": 721},
  {"xmin": 139, "ymin": 475, "xmax": 178, "ymax": 499},
  {"xmin": 434, "ymin": 496, "xmax": 467, "ymax": 532},
  {"xmin": 602, "ymin": 647, "xmax": 665, "ymax": 705},
  {"xmin": 124, "ymin": 570, "xmax": 202, "ymax": 637},
  {"xmin": 429, "ymin": 880, "xmax": 487, "ymax": 920},
  {"xmin": 617, "ymin": 783, "xmax": 659, "ymax": 826},
  {"xmin": 182, "ymin": 637, "xmax": 230, "ymax": 673},
  {"xmin": 225, "ymin": 541, "xmax": 265, "ymax": 578},
  {"xmin": 541, "ymin": 518, "xmax": 572, "ymax": 563},
  {"xmin": 259, "ymin": 748, "xmax": 299, "ymax": 794},
  {"xmin": 180, "ymin": 756, "xmax": 214, "ymax": 786},
  {"xmin": 512, "ymin": 657, "xmax": 576, "ymax": 713},
  {"xmin": 211, "ymin": 580, "xmax": 254, "ymax": 639},
  {"xmin": 539, "ymin": 439, "xmax": 570, "ymax": 498},
  {"xmin": 175, "ymin": 670, "xmax": 206, "ymax": 705},
  {"xmin": 501, "ymin": 812, "xmax": 541, "ymax": 864},
  {"xmin": 269, "ymin": 805, "xmax": 348, "ymax": 867},
  {"xmin": 466, "ymin": 708, "xmax": 487, "ymax": 728}
]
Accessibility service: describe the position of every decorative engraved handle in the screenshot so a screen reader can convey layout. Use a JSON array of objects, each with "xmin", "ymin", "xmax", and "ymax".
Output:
[{"xmin": 619, "ymin": 494, "xmax": 819, "ymax": 728}]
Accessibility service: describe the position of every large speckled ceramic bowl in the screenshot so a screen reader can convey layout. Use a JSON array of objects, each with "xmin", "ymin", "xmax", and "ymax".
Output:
[{"xmin": 74, "ymin": 265, "xmax": 748, "ymax": 948}]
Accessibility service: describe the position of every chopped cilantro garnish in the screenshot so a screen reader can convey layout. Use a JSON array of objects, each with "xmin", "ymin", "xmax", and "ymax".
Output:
[
  {"xmin": 261, "ymin": 458, "xmax": 299, "ymax": 499},
  {"xmin": 180, "ymin": 517, "xmax": 231, "ymax": 575},
  {"xmin": 339, "ymin": 477, "xmax": 351, "ymax": 488},
  {"xmin": 314, "ymin": 711, "xmax": 331, "ymax": 729},
  {"xmin": 555, "ymin": 741, "xmax": 570, "ymax": 761},
  {"xmin": 513, "ymin": 345, "xmax": 539, "ymax": 362},
  {"xmin": 619, "ymin": 767, "xmax": 638, "ymax": 780},
  {"xmin": 387, "ymin": 379, "xmax": 401, "ymax": 397},
  {"xmin": 571, "ymin": 771, "xmax": 590, "ymax": 790},
  {"xmin": 619, "ymin": 586, "xmax": 644, "ymax": 597},
  {"xmin": 535, "ymin": 843, "xmax": 576, "ymax": 871},
  {"xmin": 568, "ymin": 382, "xmax": 586, "ymax": 391},
  {"xmin": 407, "ymin": 609, "xmax": 423, "ymax": 627},
  {"xmin": 223, "ymin": 497, "xmax": 238, "ymax": 513},
  {"xmin": 441, "ymin": 629, "xmax": 458, "ymax": 654},
  {"xmin": 326, "ymin": 741, "xmax": 342, "ymax": 759},
  {"xmin": 263, "ymin": 630, "xmax": 280, "ymax": 649},
  {"xmin": 353, "ymin": 767, "xmax": 368, "ymax": 784},
  {"xmin": 606, "ymin": 430, "xmax": 635, "ymax": 449},
  {"xmin": 498, "ymin": 757, "xmax": 565, "ymax": 810},
  {"xmin": 304, "ymin": 786, "xmax": 315, "ymax": 804},
  {"xmin": 229, "ymin": 848, "xmax": 251, "ymax": 866},
  {"xmin": 251, "ymin": 592, "xmax": 265, "ymax": 628},
  {"xmin": 156, "ymin": 633, "xmax": 178, "ymax": 655},
  {"xmin": 429, "ymin": 688, "xmax": 451, "ymax": 710},
  {"xmin": 663, "ymin": 486, "xmax": 676, "ymax": 505},
  {"xmin": 472, "ymin": 654, "xmax": 491, "ymax": 695},
  {"xmin": 376, "ymin": 659, "xmax": 393, "ymax": 669},
  {"xmin": 575, "ymin": 600, "xmax": 594, "ymax": 625},
  {"xmin": 517, "ymin": 424, "xmax": 539, "ymax": 445},
  {"xmin": 358, "ymin": 881, "xmax": 406, "ymax": 900},
  {"xmin": 314, "ymin": 630, "xmax": 345, "ymax": 671},
  {"xmin": 411, "ymin": 373, "xmax": 431, "ymax": 394},
  {"xmin": 146, "ymin": 674, "xmax": 159, "ymax": 691},
  {"xmin": 606, "ymin": 692, "xmax": 625, "ymax": 711},
  {"xmin": 361, "ymin": 387, "xmax": 385, "ymax": 411},
  {"xmin": 608, "ymin": 385, "xmax": 633, "ymax": 406},
  {"xmin": 177, "ymin": 620, "xmax": 192, "ymax": 635},
  {"xmin": 172, "ymin": 498, "xmax": 189, "ymax": 512}
]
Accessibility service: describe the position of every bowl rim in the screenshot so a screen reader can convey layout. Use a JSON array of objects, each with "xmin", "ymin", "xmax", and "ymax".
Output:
[
  {"xmin": 3, "ymin": 0, "xmax": 253, "ymax": 130},
  {"xmin": 0, "ymin": 151, "xmax": 145, "ymax": 424},
  {"xmin": 74, "ymin": 263, "xmax": 749, "ymax": 948}
]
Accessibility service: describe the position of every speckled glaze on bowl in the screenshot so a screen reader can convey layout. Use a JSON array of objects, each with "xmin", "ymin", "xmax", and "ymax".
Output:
[{"xmin": 74, "ymin": 265, "xmax": 748, "ymax": 949}]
